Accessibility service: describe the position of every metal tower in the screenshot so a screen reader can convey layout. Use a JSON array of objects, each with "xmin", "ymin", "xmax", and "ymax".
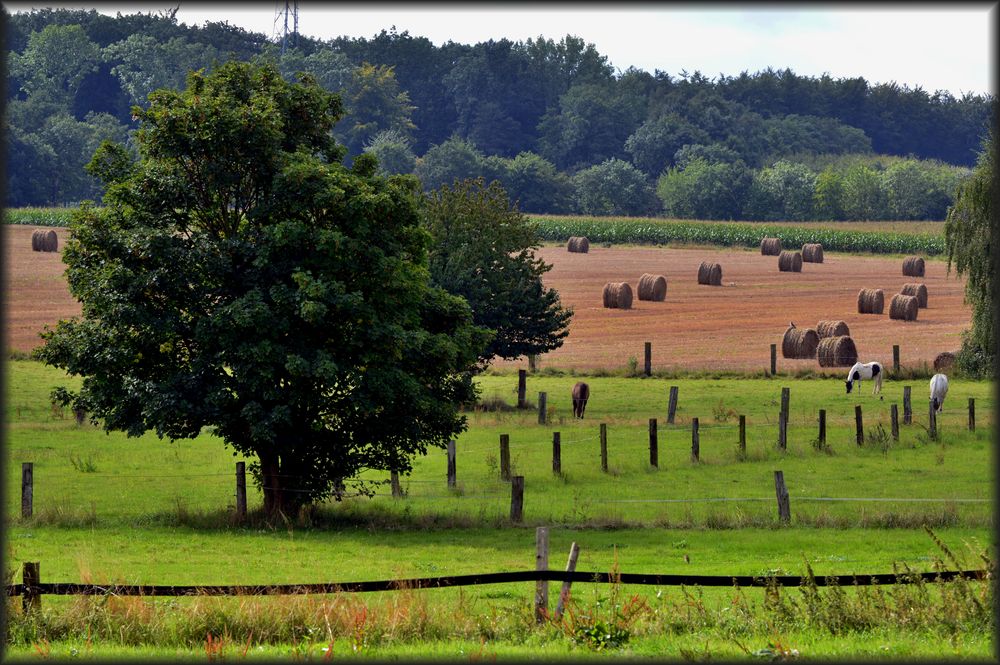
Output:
[{"xmin": 276, "ymin": 0, "xmax": 299, "ymax": 54}]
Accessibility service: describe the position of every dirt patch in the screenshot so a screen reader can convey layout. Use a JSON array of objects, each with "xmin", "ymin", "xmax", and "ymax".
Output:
[{"xmin": 3, "ymin": 227, "xmax": 970, "ymax": 372}]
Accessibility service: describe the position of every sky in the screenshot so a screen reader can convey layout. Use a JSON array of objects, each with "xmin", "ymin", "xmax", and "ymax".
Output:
[{"xmin": 5, "ymin": 2, "xmax": 996, "ymax": 97}]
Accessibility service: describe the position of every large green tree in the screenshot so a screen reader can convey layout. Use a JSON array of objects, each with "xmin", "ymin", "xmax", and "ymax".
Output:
[
  {"xmin": 422, "ymin": 178, "xmax": 572, "ymax": 366},
  {"xmin": 944, "ymin": 128, "xmax": 996, "ymax": 378},
  {"xmin": 36, "ymin": 61, "xmax": 490, "ymax": 519}
]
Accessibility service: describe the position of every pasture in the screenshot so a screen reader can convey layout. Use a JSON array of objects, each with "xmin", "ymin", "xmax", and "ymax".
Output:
[
  {"xmin": 4, "ymin": 360, "xmax": 994, "ymax": 659},
  {"xmin": 2, "ymin": 217, "xmax": 994, "ymax": 660}
]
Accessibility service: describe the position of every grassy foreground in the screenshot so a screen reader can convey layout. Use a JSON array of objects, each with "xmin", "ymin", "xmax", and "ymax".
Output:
[{"xmin": 3, "ymin": 360, "xmax": 995, "ymax": 659}]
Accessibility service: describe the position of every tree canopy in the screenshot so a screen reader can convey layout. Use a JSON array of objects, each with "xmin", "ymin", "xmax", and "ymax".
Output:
[
  {"xmin": 422, "ymin": 178, "xmax": 572, "ymax": 367},
  {"xmin": 36, "ymin": 61, "xmax": 490, "ymax": 519}
]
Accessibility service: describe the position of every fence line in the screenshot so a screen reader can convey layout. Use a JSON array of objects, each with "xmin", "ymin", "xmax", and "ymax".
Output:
[{"xmin": 6, "ymin": 568, "xmax": 988, "ymax": 600}]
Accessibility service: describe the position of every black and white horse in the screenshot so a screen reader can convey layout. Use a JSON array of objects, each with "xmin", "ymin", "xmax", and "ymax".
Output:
[
  {"xmin": 846, "ymin": 361, "xmax": 883, "ymax": 395},
  {"xmin": 930, "ymin": 373, "xmax": 949, "ymax": 412}
]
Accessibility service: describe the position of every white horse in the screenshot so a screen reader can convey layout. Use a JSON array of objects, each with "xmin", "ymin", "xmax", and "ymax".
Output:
[
  {"xmin": 930, "ymin": 374, "xmax": 949, "ymax": 413},
  {"xmin": 845, "ymin": 361, "xmax": 883, "ymax": 395}
]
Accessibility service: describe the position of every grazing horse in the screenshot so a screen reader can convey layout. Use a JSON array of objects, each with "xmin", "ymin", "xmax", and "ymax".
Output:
[
  {"xmin": 930, "ymin": 373, "xmax": 949, "ymax": 413},
  {"xmin": 571, "ymin": 381, "xmax": 590, "ymax": 418},
  {"xmin": 845, "ymin": 361, "xmax": 883, "ymax": 395}
]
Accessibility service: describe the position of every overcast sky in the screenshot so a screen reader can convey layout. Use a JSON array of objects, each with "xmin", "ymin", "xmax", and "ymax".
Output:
[{"xmin": 5, "ymin": 2, "xmax": 996, "ymax": 97}]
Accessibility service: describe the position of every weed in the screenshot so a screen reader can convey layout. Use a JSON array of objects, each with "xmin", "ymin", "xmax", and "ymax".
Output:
[
  {"xmin": 864, "ymin": 423, "xmax": 891, "ymax": 455},
  {"xmin": 69, "ymin": 453, "xmax": 98, "ymax": 473},
  {"xmin": 625, "ymin": 356, "xmax": 640, "ymax": 378},
  {"xmin": 713, "ymin": 400, "xmax": 738, "ymax": 422}
]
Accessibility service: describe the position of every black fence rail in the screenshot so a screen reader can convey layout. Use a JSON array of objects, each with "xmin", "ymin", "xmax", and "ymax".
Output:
[{"xmin": 6, "ymin": 568, "xmax": 987, "ymax": 598}]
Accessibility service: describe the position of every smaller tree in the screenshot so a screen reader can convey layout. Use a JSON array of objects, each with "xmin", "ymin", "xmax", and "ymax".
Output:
[
  {"xmin": 572, "ymin": 158, "xmax": 660, "ymax": 216},
  {"xmin": 841, "ymin": 163, "xmax": 888, "ymax": 220},
  {"xmin": 624, "ymin": 113, "xmax": 710, "ymax": 176},
  {"xmin": 423, "ymin": 178, "xmax": 573, "ymax": 367},
  {"xmin": 656, "ymin": 157, "xmax": 752, "ymax": 220},
  {"xmin": 744, "ymin": 160, "xmax": 817, "ymax": 221}
]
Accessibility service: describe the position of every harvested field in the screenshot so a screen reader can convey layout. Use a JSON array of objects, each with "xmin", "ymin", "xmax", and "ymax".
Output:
[{"xmin": 3, "ymin": 227, "xmax": 972, "ymax": 373}]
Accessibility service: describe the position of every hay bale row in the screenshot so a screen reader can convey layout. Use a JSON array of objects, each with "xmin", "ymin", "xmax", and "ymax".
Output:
[
  {"xmin": 857, "ymin": 288, "xmax": 884, "ymax": 314},
  {"xmin": 801, "ymin": 243, "xmax": 824, "ymax": 263},
  {"xmin": 760, "ymin": 237, "xmax": 782, "ymax": 255},
  {"xmin": 31, "ymin": 228, "xmax": 58, "ymax": 252},
  {"xmin": 637, "ymin": 273, "xmax": 667, "ymax": 301},
  {"xmin": 697, "ymin": 261, "xmax": 722, "ymax": 286},
  {"xmin": 602, "ymin": 282, "xmax": 633, "ymax": 309},
  {"xmin": 900, "ymin": 282, "xmax": 928, "ymax": 308},
  {"xmin": 816, "ymin": 320, "xmax": 850, "ymax": 338},
  {"xmin": 567, "ymin": 236, "xmax": 590, "ymax": 253},
  {"xmin": 889, "ymin": 293, "xmax": 919, "ymax": 321},
  {"xmin": 902, "ymin": 256, "xmax": 925, "ymax": 277},
  {"xmin": 934, "ymin": 351, "xmax": 957, "ymax": 372},
  {"xmin": 817, "ymin": 335, "xmax": 858, "ymax": 367},
  {"xmin": 778, "ymin": 250, "xmax": 803, "ymax": 272},
  {"xmin": 782, "ymin": 325, "xmax": 819, "ymax": 359}
]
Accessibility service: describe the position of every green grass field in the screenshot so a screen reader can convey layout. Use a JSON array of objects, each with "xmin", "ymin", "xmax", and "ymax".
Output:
[{"xmin": 3, "ymin": 360, "xmax": 994, "ymax": 659}]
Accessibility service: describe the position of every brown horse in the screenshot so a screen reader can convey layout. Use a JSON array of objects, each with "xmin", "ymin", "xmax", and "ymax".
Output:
[{"xmin": 572, "ymin": 381, "xmax": 590, "ymax": 418}]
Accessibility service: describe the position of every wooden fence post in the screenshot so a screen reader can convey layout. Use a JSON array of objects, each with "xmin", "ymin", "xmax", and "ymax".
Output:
[
  {"xmin": 21, "ymin": 462, "xmax": 33, "ymax": 519},
  {"xmin": 538, "ymin": 392, "xmax": 547, "ymax": 425},
  {"xmin": 780, "ymin": 387, "xmax": 790, "ymax": 423},
  {"xmin": 600, "ymin": 423, "xmax": 608, "ymax": 472},
  {"xmin": 770, "ymin": 343, "xmax": 777, "ymax": 375},
  {"xmin": 929, "ymin": 400, "xmax": 937, "ymax": 440},
  {"xmin": 554, "ymin": 542, "xmax": 581, "ymax": 621},
  {"xmin": 235, "ymin": 461, "xmax": 247, "ymax": 521},
  {"xmin": 510, "ymin": 476, "xmax": 524, "ymax": 522},
  {"xmin": 535, "ymin": 527, "xmax": 549, "ymax": 624},
  {"xmin": 818, "ymin": 409, "xmax": 826, "ymax": 447},
  {"xmin": 528, "ymin": 354, "xmax": 537, "ymax": 373},
  {"xmin": 22, "ymin": 562, "xmax": 40, "ymax": 614},
  {"xmin": 903, "ymin": 386, "xmax": 912, "ymax": 424},
  {"xmin": 644, "ymin": 342, "xmax": 652, "ymax": 377},
  {"xmin": 391, "ymin": 471, "xmax": 403, "ymax": 498},
  {"xmin": 74, "ymin": 407, "xmax": 86, "ymax": 426},
  {"xmin": 778, "ymin": 412, "xmax": 787, "ymax": 451},
  {"xmin": 738, "ymin": 415, "xmax": 746, "ymax": 457},
  {"xmin": 855, "ymin": 405, "xmax": 864, "ymax": 445},
  {"xmin": 968, "ymin": 398, "xmax": 975, "ymax": 432},
  {"xmin": 447, "ymin": 439, "xmax": 456, "ymax": 488},
  {"xmin": 890, "ymin": 404, "xmax": 899, "ymax": 442},
  {"xmin": 500, "ymin": 434, "xmax": 511, "ymax": 481},
  {"xmin": 691, "ymin": 418, "xmax": 700, "ymax": 462},
  {"xmin": 892, "ymin": 344, "xmax": 900, "ymax": 374},
  {"xmin": 552, "ymin": 432, "xmax": 561, "ymax": 475},
  {"xmin": 648, "ymin": 418, "xmax": 658, "ymax": 468},
  {"xmin": 774, "ymin": 471, "xmax": 790, "ymax": 524},
  {"xmin": 517, "ymin": 369, "xmax": 527, "ymax": 409},
  {"xmin": 667, "ymin": 386, "xmax": 679, "ymax": 424}
]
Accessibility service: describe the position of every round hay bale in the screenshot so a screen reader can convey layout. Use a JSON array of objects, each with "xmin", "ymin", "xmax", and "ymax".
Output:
[
  {"xmin": 900, "ymin": 282, "xmax": 928, "ymax": 308},
  {"xmin": 567, "ymin": 236, "xmax": 590, "ymax": 253},
  {"xmin": 31, "ymin": 228, "xmax": 58, "ymax": 252},
  {"xmin": 933, "ymin": 351, "xmax": 957, "ymax": 372},
  {"xmin": 782, "ymin": 325, "xmax": 819, "ymax": 359},
  {"xmin": 902, "ymin": 256, "xmax": 925, "ymax": 277},
  {"xmin": 816, "ymin": 320, "xmax": 850, "ymax": 339},
  {"xmin": 817, "ymin": 335, "xmax": 858, "ymax": 367},
  {"xmin": 889, "ymin": 293, "xmax": 919, "ymax": 321},
  {"xmin": 778, "ymin": 251, "xmax": 803, "ymax": 272},
  {"xmin": 697, "ymin": 261, "xmax": 722, "ymax": 286},
  {"xmin": 602, "ymin": 282, "xmax": 633, "ymax": 309},
  {"xmin": 801, "ymin": 243, "xmax": 824, "ymax": 263},
  {"xmin": 637, "ymin": 273, "xmax": 667, "ymax": 301},
  {"xmin": 857, "ymin": 288, "xmax": 884, "ymax": 314},
  {"xmin": 760, "ymin": 237, "xmax": 782, "ymax": 255}
]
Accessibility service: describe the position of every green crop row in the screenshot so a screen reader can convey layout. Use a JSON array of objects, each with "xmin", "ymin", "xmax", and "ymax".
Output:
[
  {"xmin": 530, "ymin": 217, "xmax": 946, "ymax": 255},
  {"xmin": 4, "ymin": 207, "xmax": 79, "ymax": 227}
]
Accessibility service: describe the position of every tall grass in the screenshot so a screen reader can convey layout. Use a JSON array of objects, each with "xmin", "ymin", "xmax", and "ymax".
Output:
[{"xmin": 4, "ymin": 530, "xmax": 991, "ymax": 657}]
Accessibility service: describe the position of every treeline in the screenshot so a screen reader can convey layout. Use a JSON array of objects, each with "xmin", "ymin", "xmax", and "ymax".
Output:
[{"xmin": 4, "ymin": 7, "xmax": 994, "ymax": 218}]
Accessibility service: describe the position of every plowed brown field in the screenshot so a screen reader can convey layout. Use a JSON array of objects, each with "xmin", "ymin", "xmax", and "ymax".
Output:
[{"xmin": 4, "ymin": 226, "xmax": 971, "ymax": 373}]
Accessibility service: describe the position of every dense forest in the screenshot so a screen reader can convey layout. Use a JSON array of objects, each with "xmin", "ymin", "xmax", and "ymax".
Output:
[{"xmin": 4, "ymin": 7, "xmax": 995, "ymax": 219}]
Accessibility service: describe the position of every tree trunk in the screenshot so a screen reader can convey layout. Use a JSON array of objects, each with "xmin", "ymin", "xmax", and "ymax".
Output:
[{"xmin": 259, "ymin": 449, "xmax": 283, "ymax": 518}]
